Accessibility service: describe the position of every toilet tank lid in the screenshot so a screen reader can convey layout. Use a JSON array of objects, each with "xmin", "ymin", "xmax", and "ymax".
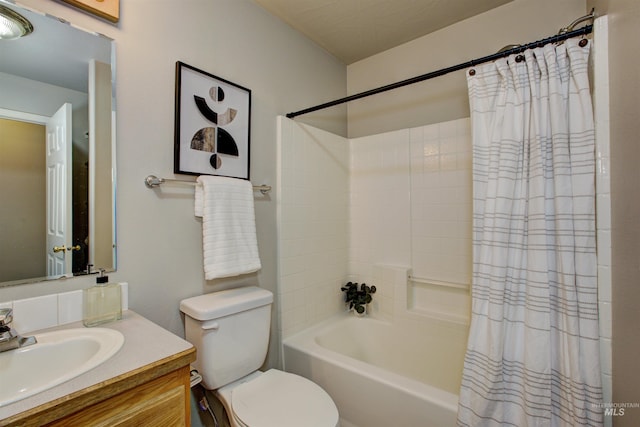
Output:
[{"xmin": 180, "ymin": 286, "xmax": 273, "ymax": 321}]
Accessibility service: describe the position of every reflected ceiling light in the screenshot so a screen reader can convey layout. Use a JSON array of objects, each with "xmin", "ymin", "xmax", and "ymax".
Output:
[{"xmin": 0, "ymin": 5, "xmax": 33, "ymax": 40}]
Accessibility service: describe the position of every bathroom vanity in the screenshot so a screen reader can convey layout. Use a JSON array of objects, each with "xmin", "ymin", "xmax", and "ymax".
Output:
[{"xmin": 0, "ymin": 311, "xmax": 195, "ymax": 427}]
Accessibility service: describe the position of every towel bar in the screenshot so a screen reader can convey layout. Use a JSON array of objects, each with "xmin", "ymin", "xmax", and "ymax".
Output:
[{"xmin": 144, "ymin": 175, "xmax": 271, "ymax": 195}]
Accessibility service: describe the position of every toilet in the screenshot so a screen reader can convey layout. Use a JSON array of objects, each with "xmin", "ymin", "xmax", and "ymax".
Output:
[{"xmin": 180, "ymin": 286, "xmax": 339, "ymax": 427}]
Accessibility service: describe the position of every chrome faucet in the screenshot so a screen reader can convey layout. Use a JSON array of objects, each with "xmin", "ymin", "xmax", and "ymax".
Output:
[{"xmin": 0, "ymin": 308, "xmax": 37, "ymax": 353}]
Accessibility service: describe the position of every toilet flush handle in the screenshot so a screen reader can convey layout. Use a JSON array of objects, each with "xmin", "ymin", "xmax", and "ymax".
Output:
[{"xmin": 202, "ymin": 321, "xmax": 219, "ymax": 331}]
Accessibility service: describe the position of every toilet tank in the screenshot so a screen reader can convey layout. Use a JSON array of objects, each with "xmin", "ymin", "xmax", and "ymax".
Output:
[{"xmin": 180, "ymin": 286, "xmax": 273, "ymax": 389}]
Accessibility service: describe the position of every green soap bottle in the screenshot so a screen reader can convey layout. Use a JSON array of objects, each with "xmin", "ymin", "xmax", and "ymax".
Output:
[{"xmin": 83, "ymin": 270, "xmax": 122, "ymax": 327}]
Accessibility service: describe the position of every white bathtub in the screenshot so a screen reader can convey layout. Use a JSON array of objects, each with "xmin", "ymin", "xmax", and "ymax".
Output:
[{"xmin": 283, "ymin": 312, "xmax": 469, "ymax": 427}]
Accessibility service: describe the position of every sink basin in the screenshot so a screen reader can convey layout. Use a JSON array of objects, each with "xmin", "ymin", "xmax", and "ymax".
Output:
[{"xmin": 0, "ymin": 328, "xmax": 124, "ymax": 407}]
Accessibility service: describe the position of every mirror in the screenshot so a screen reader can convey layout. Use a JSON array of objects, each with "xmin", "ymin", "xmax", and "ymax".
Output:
[{"xmin": 0, "ymin": 0, "xmax": 116, "ymax": 286}]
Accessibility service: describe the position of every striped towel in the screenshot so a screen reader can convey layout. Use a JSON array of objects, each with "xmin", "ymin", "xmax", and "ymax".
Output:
[{"xmin": 195, "ymin": 175, "xmax": 261, "ymax": 279}]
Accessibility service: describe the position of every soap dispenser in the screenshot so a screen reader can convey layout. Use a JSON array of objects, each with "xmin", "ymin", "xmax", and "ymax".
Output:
[{"xmin": 83, "ymin": 269, "xmax": 122, "ymax": 327}]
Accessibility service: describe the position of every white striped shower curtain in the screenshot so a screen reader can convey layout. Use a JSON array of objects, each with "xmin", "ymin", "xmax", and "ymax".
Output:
[{"xmin": 457, "ymin": 39, "xmax": 603, "ymax": 426}]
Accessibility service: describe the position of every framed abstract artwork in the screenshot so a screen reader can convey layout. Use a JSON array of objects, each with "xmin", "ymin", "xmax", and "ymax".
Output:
[
  {"xmin": 174, "ymin": 61, "xmax": 251, "ymax": 180},
  {"xmin": 60, "ymin": 0, "xmax": 119, "ymax": 23}
]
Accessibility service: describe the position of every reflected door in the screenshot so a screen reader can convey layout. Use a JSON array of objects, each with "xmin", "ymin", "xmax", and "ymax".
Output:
[{"xmin": 46, "ymin": 103, "xmax": 72, "ymax": 277}]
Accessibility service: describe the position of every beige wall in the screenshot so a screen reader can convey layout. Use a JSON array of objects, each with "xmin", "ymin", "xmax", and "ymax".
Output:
[
  {"xmin": 588, "ymin": 0, "xmax": 640, "ymax": 425},
  {"xmin": 0, "ymin": 0, "xmax": 347, "ymax": 371},
  {"xmin": 0, "ymin": 119, "xmax": 46, "ymax": 282},
  {"xmin": 346, "ymin": 0, "xmax": 586, "ymax": 138}
]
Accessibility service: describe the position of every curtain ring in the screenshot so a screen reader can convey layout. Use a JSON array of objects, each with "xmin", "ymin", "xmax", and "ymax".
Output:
[
  {"xmin": 579, "ymin": 39, "xmax": 589, "ymax": 47},
  {"xmin": 469, "ymin": 69, "xmax": 476, "ymax": 76},
  {"xmin": 515, "ymin": 54, "xmax": 525, "ymax": 63}
]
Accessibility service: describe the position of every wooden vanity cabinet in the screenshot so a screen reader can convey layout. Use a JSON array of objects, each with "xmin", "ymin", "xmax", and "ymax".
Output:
[
  {"xmin": 46, "ymin": 365, "xmax": 191, "ymax": 427},
  {"xmin": 1, "ymin": 347, "xmax": 196, "ymax": 427},
  {"xmin": 0, "ymin": 313, "xmax": 196, "ymax": 427}
]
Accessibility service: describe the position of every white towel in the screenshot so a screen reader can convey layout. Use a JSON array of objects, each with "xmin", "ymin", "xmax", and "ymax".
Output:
[{"xmin": 195, "ymin": 175, "xmax": 261, "ymax": 279}]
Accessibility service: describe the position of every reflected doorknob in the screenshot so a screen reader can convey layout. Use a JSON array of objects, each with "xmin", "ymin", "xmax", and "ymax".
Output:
[
  {"xmin": 53, "ymin": 246, "xmax": 67, "ymax": 253},
  {"xmin": 67, "ymin": 245, "xmax": 81, "ymax": 251}
]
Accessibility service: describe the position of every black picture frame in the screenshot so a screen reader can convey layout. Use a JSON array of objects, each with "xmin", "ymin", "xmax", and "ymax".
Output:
[{"xmin": 174, "ymin": 61, "xmax": 251, "ymax": 179}]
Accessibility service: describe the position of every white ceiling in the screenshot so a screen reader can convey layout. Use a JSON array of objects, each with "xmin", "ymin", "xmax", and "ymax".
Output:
[{"xmin": 253, "ymin": 0, "xmax": 513, "ymax": 64}]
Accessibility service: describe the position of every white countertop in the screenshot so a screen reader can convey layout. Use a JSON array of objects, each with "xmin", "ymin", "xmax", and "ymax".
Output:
[{"xmin": 0, "ymin": 310, "xmax": 194, "ymax": 422}]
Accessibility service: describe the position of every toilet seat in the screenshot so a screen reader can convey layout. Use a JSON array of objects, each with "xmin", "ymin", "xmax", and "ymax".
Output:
[{"xmin": 230, "ymin": 369, "xmax": 339, "ymax": 427}]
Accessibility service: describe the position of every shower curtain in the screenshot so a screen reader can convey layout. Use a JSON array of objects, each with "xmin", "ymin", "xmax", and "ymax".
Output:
[{"xmin": 457, "ymin": 38, "xmax": 603, "ymax": 426}]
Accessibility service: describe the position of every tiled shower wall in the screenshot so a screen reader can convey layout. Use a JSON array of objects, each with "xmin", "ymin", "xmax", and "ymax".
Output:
[
  {"xmin": 278, "ymin": 116, "xmax": 473, "ymax": 337},
  {"xmin": 348, "ymin": 128, "xmax": 412, "ymax": 280},
  {"xmin": 349, "ymin": 118, "xmax": 473, "ymax": 322},
  {"xmin": 408, "ymin": 119, "xmax": 472, "ymax": 284},
  {"xmin": 349, "ymin": 118, "xmax": 473, "ymax": 284},
  {"xmin": 277, "ymin": 117, "xmax": 349, "ymax": 338}
]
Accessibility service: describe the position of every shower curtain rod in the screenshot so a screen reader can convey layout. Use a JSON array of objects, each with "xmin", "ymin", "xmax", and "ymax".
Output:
[{"xmin": 285, "ymin": 24, "xmax": 593, "ymax": 119}]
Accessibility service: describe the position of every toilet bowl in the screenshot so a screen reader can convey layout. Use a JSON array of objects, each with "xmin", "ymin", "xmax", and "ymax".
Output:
[
  {"xmin": 180, "ymin": 286, "xmax": 339, "ymax": 427},
  {"xmin": 217, "ymin": 370, "xmax": 339, "ymax": 427}
]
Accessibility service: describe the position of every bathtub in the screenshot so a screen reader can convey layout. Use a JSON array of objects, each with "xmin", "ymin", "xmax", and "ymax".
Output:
[{"xmin": 283, "ymin": 312, "xmax": 469, "ymax": 427}]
